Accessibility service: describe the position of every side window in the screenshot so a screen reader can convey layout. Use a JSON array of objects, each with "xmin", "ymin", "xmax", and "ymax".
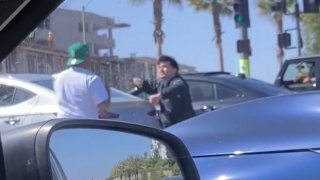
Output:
[
  {"xmin": 215, "ymin": 84, "xmax": 240, "ymax": 100},
  {"xmin": 12, "ymin": 88, "xmax": 35, "ymax": 104},
  {"xmin": 0, "ymin": 84, "xmax": 35, "ymax": 106},
  {"xmin": 283, "ymin": 63, "xmax": 301, "ymax": 82},
  {"xmin": 0, "ymin": 85, "xmax": 15, "ymax": 106},
  {"xmin": 187, "ymin": 80, "xmax": 216, "ymax": 102},
  {"xmin": 283, "ymin": 61, "xmax": 316, "ymax": 90}
]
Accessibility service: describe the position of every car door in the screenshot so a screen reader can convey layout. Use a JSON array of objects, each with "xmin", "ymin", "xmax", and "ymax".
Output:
[
  {"xmin": 0, "ymin": 83, "xmax": 39, "ymax": 130},
  {"xmin": 187, "ymin": 79, "xmax": 243, "ymax": 115},
  {"xmin": 275, "ymin": 57, "xmax": 320, "ymax": 92},
  {"xmin": 214, "ymin": 82, "xmax": 244, "ymax": 108},
  {"xmin": 187, "ymin": 80, "xmax": 220, "ymax": 115}
]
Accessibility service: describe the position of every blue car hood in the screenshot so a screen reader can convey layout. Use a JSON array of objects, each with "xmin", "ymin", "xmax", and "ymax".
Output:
[{"xmin": 165, "ymin": 92, "xmax": 320, "ymax": 157}]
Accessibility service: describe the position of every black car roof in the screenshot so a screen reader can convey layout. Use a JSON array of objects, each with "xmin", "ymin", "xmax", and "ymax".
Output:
[
  {"xmin": 0, "ymin": 0, "xmax": 63, "ymax": 61},
  {"xmin": 182, "ymin": 71, "xmax": 231, "ymax": 76},
  {"xmin": 284, "ymin": 54, "xmax": 320, "ymax": 62}
]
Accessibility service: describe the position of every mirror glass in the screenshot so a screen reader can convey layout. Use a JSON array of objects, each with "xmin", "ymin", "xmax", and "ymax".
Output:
[{"xmin": 49, "ymin": 128, "xmax": 183, "ymax": 180}]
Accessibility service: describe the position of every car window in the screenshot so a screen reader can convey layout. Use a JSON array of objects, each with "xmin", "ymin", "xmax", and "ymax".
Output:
[
  {"xmin": 283, "ymin": 61, "xmax": 316, "ymax": 90},
  {"xmin": 0, "ymin": 84, "xmax": 15, "ymax": 106},
  {"xmin": 283, "ymin": 62, "xmax": 314, "ymax": 81},
  {"xmin": 283, "ymin": 63, "xmax": 301, "ymax": 81},
  {"xmin": 215, "ymin": 83, "xmax": 241, "ymax": 100},
  {"xmin": 0, "ymin": 84, "xmax": 35, "ymax": 106},
  {"xmin": 12, "ymin": 88, "xmax": 35, "ymax": 104},
  {"xmin": 187, "ymin": 80, "xmax": 216, "ymax": 102}
]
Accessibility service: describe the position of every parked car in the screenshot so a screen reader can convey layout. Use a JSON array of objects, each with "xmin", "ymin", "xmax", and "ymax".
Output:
[
  {"xmin": 132, "ymin": 72, "xmax": 291, "ymax": 115},
  {"xmin": 182, "ymin": 72, "xmax": 291, "ymax": 114},
  {"xmin": 274, "ymin": 55, "xmax": 320, "ymax": 91},
  {"xmin": 0, "ymin": 73, "xmax": 160, "ymax": 131}
]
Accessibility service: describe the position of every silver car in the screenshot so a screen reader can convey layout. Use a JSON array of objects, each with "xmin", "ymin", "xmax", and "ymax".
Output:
[{"xmin": 0, "ymin": 73, "xmax": 160, "ymax": 131}]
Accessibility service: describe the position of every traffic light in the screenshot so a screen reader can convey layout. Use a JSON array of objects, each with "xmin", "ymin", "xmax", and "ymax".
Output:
[
  {"xmin": 278, "ymin": 32, "xmax": 291, "ymax": 48},
  {"xmin": 233, "ymin": 0, "xmax": 250, "ymax": 28},
  {"xmin": 303, "ymin": 0, "xmax": 319, "ymax": 13}
]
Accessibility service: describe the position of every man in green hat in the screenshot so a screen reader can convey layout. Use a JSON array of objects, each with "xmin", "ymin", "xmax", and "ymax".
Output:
[{"xmin": 53, "ymin": 42, "xmax": 110, "ymax": 119}]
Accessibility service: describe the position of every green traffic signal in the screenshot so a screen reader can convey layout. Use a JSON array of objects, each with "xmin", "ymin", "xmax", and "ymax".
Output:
[
  {"xmin": 235, "ymin": 14, "xmax": 244, "ymax": 24},
  {"xmin": 233, "ymin": 0, "xmax": 250, "ymax": 28}
]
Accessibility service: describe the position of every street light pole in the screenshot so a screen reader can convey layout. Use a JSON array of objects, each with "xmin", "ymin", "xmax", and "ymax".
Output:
[
  {"xmin": 81, "ymin": 6, "xmax": 86, "ymax": 43},
  {"xmin": 295, "ymin": 0, "xmax": 302, "ymax": 56}
]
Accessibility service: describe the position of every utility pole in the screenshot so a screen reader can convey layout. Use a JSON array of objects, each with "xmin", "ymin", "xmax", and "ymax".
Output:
[
  {"xmin": 233, "ymin": 0, "xmax": 251, "ymax": 77},
  {"xmin": 240, "ymin": 24, "xmax": 250, "ymax": 77},
  {"xmin": 294, "ymin": 0, "xmax": 302, "ymax": 56},
  {"xmin": 81, "ymin": 6, "xmax": 86, "ymax": 43}
]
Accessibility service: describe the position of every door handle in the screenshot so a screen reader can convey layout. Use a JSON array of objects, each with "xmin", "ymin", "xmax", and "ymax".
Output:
[
  {"xmin": 201, "ymin": 105, "xmax": 217, "ymax": 112},
  {"xmin": 5, "ymin": 118, "xmax": 20, "ymax": 125}
]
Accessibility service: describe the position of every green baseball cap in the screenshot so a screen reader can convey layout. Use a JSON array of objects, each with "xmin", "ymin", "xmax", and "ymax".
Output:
[{"xmin": 66, "ymin": 42, "xmax": 90, "ymax": 66}]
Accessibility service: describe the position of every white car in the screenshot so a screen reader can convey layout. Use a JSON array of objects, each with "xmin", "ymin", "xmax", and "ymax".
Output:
[{"xmin": 0, "ymin": 73, "xmax": 160, "ymax": 131}]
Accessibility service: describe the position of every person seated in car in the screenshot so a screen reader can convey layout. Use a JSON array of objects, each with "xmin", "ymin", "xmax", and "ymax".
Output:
[{"xmin": 294, "ymin": 64, "xmax": 311, "ymax": 84}]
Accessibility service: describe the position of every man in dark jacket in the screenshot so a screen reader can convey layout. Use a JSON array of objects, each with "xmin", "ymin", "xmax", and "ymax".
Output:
[{"xmin": 133, "ymin": 55, "xmax": 195, "ymax": 128}]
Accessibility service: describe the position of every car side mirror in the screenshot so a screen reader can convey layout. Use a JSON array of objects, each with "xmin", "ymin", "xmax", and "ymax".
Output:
[
  {"xmin": 1, "ymin": 119, "xmax": 199, "ymax": 180},
  {"xmin": 49, "ymin": 128, "xmax": 183, "ymax": 180}
]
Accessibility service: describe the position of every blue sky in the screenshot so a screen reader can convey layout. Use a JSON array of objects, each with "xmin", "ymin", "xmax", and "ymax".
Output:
[
  {"xmin": 50, "ymin": 128, "xmax": 152, "ymax": 180},
  {"xmin": 60, "ymin": 0, "xmax": 303, "ymax": 83}
]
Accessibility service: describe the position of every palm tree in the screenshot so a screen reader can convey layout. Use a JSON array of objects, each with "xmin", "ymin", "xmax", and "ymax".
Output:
[
  {"xmin": 187, "ymin": 0, "xmax": 233, "ymax": 71},
  {"xmin": 129, "ymin": 0, "xmax": 182, "ymax": 58},
  {"xmin": 126, "ymin": 156, "xmax": 144, "ymax": 179},
  {"xmin": 256, "ymin": 0, "xmax": 294, "ymax": 67}
]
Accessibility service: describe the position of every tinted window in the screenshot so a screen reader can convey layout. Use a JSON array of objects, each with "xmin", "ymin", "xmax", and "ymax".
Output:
[
  {"xmin": 0, "ymin": 84, "xmax": 35, "ymax": 106},
  {"xmin": 226, "ymin": 78, "xmax": 290, "ymax": 95},
  {"xmin": 215, "ymin": 83, "xmax": 240, "ymax": 100},
  {"xmin": 187, "ymin": 80, "xmax": 216, "ymax": 101},
  {"xmin": 0, "ymin": 84, "xmax": 15, "ymax": 105},
  {"xmin": 12, "ymin": 88, "xmax": 35, "ymax": 104}
]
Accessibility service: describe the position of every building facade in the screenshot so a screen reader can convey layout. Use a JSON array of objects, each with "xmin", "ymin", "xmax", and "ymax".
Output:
[
  {"xmin": 0, "ymin": 8, "xmax": 196, "ymax": 92},
  {"xmin": 29, "ymin": 8, "xmax": 129, "ymax": 57}
]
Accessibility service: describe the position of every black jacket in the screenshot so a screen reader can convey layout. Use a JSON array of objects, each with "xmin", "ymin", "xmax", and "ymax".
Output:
[{"xmin": 141, "ymin": 74, "xmax": 195, "ymax": 127}]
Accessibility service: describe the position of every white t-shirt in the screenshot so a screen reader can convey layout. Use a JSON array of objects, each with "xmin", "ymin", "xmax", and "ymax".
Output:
[{"xmin": 53, "ymin": 67, "xmax": 109, "ymax": 119}]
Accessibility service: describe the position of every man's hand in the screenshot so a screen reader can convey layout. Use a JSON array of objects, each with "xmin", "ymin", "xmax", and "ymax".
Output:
[
  {"xmin": 98, "ymin": 100, "xmax": 110, "ymax": 118},
  {"xmin": 149, "ymin": 93, "xmax": 161, "ymax": 105},
  {"xmin": 133, "ymin": 77, "xmax": 143, "ymax": 89}
]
